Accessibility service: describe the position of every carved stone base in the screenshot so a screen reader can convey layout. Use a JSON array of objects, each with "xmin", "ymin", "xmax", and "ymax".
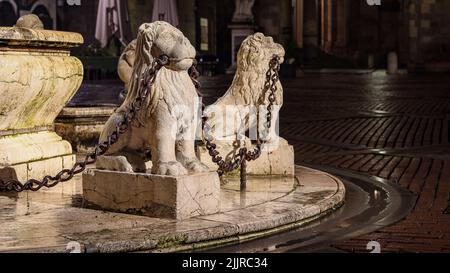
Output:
[
  {"xmin": 197, "ymin": 141, "xmax": 295, "ymax": 177},
  {"xmin": 82, "ymin": 170, "xmax": 221, "ymax": 220},
  {"xmin": 0, "ymin": 131, "xmax": 76, "ymax": 181},
  {"xmin": 55, "ymin": 107, "xmax": 116, "ymax": 154},
  {"xmin": 0, "ymin": 27, "xmax": 82, "ymax": 183}
]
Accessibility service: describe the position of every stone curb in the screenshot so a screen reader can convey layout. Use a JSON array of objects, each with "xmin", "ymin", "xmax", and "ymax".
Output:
[
  {"xmin": 0, "ymin": 166, "xmax": 345, "ymax": 253},
  {"xmin": 84, "ymin": 166, "xmax": 346, "ymax": 253}
]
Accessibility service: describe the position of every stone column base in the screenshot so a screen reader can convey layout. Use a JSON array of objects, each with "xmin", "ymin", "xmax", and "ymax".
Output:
[
  {"xmin": 55, "ymin": 107, "xmax": 116, "ymax": 154},
  {"xmin": 197, "ymin": 141, "xmax": 295, "ymax": 177},
  {"xmin": 0, "ymin": 131, "xmax": 75, "ymax": 182},
  {"xmin": 82, "ymin": 170, "xmax": 221, "ymax": 220}
]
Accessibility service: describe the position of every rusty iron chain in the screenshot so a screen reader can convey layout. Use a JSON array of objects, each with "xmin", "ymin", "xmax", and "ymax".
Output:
[
  {"xmin": 0, "ymin": 54, "xmax": 280, "ymax": 193},
  {"xmin": 0, "ymin": 55, "xmax": 170, "ymax": 193},
  {"xmin": 192, "ymin": 56, "xmax": 281, "ymax": 189}
]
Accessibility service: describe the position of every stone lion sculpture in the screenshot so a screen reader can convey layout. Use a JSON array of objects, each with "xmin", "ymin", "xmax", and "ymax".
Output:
[
  {"xmin": 117, "ymin": 39, "xmax": 137, "ymax": 94},
  {"xmin": 15, "ymin": 14, "xmax": 44, "ymax": 29},
  {"xmin": 97, "ymin": 21, "xmax": 209, "ymax": 176},
  {"xmin": 196, "ymin": 33, "xmax": 293, "ymax": 175},
  {"xmin": 204, "ymin": 33, "xmax": 285, "ymax": 145}
]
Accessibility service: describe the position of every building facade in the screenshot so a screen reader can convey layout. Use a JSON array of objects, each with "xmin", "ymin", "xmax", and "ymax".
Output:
[{"xmin": 1, "ymin": 0, "xmax": 449, "ymax": 71}]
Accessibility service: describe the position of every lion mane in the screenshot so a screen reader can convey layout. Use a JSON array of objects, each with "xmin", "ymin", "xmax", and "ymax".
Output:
[
  {"xmin": 98, "ymin": 22, "xmax": 207, "ymax": 176},
  {"xmin": 113, "ymin": 22, "xmax": 199, "ymax": 129},
  {"xmin": 205, "ymin": 32, "xmax": 285, "ymax": 140}
]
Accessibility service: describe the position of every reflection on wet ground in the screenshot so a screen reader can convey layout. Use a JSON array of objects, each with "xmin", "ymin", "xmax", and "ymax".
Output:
[
  {"xmin": 220, "ymin": 176, "xmax": 297, "ymax": 211},
  {"xmin": 3, "ymin": 169, "xmax": 336, "ymax": 252},
  {"xmin": 6, "ymin": 72, "xmax": 447, "ymax": 252},
  {"xmin": 205, "ymin": 165, "xmax": 415, "ymax": 253}
]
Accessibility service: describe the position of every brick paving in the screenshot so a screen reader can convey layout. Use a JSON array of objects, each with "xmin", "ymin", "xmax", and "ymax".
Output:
[
  {"xmin": 276, "ymin": 73, "xmax": 450, "ymax": 253},
  {"xmin": 77, "ymin": 73, "xmax": 450, "ymax": 252}
]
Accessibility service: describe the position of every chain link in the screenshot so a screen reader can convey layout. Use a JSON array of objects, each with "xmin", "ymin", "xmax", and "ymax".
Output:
[
  {"xmin": 0, "ymin": 55, "xmax": 170, "ymax": 193},
  {"xmin": 0, "ymin": 54, "xmax": 280, "ymax": 193},
  {"xmin": 193, "ymin": 56, "xmax": 281, "ymax": 188}
]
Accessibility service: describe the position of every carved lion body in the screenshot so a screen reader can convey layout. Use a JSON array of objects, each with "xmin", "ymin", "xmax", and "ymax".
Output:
[
  {"xmin": 117, "ymin": 39, "xmax": 136, "ymax": 92},
  {"xmin": 102, "ymin": 28, "xmax": 286, "ymax": 175},
  {"xmin": 204, "ymin": 33, "xmax": 285, "ymax": 144},
  {"xmin": 98, "ymin": 22, "xmax": 209, "ymax": 176}
]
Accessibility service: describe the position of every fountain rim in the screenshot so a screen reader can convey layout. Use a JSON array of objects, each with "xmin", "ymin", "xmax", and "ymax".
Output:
[{"xmin": 0, "ymin": 27, "xmax": 84, "ymax": 48}]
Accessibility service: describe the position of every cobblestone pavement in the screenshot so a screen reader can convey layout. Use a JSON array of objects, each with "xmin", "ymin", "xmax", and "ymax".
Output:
[{"xmin": 201, "ymin": 72, "xmax": 450, "ymax": 253}]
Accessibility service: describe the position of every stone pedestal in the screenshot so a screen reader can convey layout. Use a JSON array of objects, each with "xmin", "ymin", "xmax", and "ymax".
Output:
[
  {"xmin": 387, "ymin": 51, "xmax": 398, "ymax": 74},
  {"xmin": 83, "ymin": 170, "xmax": 221, "ymax": 220},
  {"xmin": 0, "ymin": 27, "xmax": 83, "ymax": 181},
  {"xmin": 0, "ymin": 132, "xmax": 75, "ymax": 181},
  {"xmin": 55, "ymin": 107, "xmax": 116, "ymax": 154},
  {"xmin": 197, "ymin": 141, "xmax": 295, "ymax": 177}
]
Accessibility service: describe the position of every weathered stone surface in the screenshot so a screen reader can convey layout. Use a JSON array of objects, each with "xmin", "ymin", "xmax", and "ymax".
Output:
[
  {"xmin": 117, "ymin": 39, "xmax": 137, "ymax": 91},
  {"xmin": 55, "ymin": 107, "xmax": 115, "ymax": 153},
  {"xmin": 0, "ymin": 27, "xmax": 83, "ymax": 47},
  {"xmin": 0, "ymin": 152, "xmax": 75, "ymax": 185},
  {"xmin": 0, "ymin": 166, "xmax": 344, "ymax": 253},
  {"xmin": 83, "ymin": 170, "xmax": 221, "ymax": 220},
  {"xmin": 15, "ymin": 14, "xmax": 44, "ymax": 30},
  {"xmin": 0, "ymin": 132, "xmax": 73, "ymax": 165},
  {"xmin": 0, "ymin": 163, "xmax": 27, "ymax": 181},
  {"xmin": 0, "ymin": 26, "xmax": 83, "ymax": 181},
  {"xmin": 232, "ymin": 0, "xmax": 256, "ymax": 23},
  {"xmin": 0, "ymin": 53, "xmax": 82, "ymax": 131},
  {"xmin": 197, "ymin": 141, "xmax": 295, "ymax": 176},
  {"xmin": 98, "ymin": 21, "xmax": 209, "ymax": 176},
  {"xmin": 198, "ymin": 33, "xmax": 294, "ymax": 176},
  {"xmin": 204, "ymin": 33, "xmax": 285, "ymax": 142}
]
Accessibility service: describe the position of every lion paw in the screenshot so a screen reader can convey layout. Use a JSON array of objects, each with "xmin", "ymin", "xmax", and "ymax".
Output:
[
  {"xmin": 185, "ymin": 159, "xmax": 210, "ymax": 174},
  {"xmin": 96, "ymin": 156, "xmax": 134, "ymax": 173},
  {"xmin": 152, "ymin": 161, "xmax": 188, "ymax": 176}
]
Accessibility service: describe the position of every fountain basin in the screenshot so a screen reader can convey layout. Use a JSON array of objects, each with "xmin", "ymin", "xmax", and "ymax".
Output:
[
  {"xmin": 0, "ymin": 27, "xmax": 83, "ymax": 181},
  {"xmin": 0, "ymin": 166, "xmax": 345, "ymax": 253}
]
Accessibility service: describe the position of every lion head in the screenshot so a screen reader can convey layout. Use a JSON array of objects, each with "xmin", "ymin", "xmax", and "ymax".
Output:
[
  {"xmin": 217, "ymin": 32, "xmax": 285, "ymax": 108},
  {"xmin": 120, "ymin": 22, "xmax": 196, "ymax": 117},
  {"xmin": 118, "ymin": 39, "xmax": 137, "ymax": 86},
  {"xmin": 15, "ymin": 14, "xmax": 44, "ymax": 29},
  {"xmin": 133, "ymin": 21, "xmax": 196, "ymax": 73},
  {"xmin": 238, "ymin": 32, "xmax": 285, "ymax": 74},
  {"xmin": 204, "ymin": 33, "xmax": 285, "ymax": 142}
]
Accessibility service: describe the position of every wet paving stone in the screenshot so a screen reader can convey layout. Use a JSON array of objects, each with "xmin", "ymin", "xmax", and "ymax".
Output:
[
  {"xmin": 0, "ymin": 166, "xmax": 344, "ymax": 253},
  {"xmin": 199, "ymin": 73, "xmax": 450, "ymax": 253},
  {"xmin": 57, "ymin": 73, "xmax": 450, "ymax": 252}
]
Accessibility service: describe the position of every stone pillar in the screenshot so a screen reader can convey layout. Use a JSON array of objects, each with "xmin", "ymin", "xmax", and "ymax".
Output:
[
  {"xmin": 303, "ymin": 0, "xmax": 319, "ymax": 48},
  {"xmin": 387, "ymin": 51, "xmax": 399, "ymax": 74},
  {"xmin": 368, "ymin": 54, "xmax": 376, "ymax": 69},
  {"xmin": 321, "ymin": 0, "xmax": 334, "ymax": 53},
  {"xmin": 0, "ymin": 27, "xmax": 83, "ymax": 181},
  {"xmin": 227, "ymin": 0, "xmax": 256, "ymax": 72},
  {"xmin": 279, "ymin": 0, "xmax": 293, "ymax": 47},
  {"xmin": 335, "ymin": 0, "xmax": 349, "ymax": 52},
  {"xmin": 294, "ymin": 0, "xmax": 304, "ymax": 48}
]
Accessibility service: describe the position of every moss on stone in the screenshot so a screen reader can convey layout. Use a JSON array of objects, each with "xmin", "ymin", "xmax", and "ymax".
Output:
[
  {"xmin": 156, "ymin": 234, "xmax": 188, "ymax": 249},
  {"xmin": 224, "ymin": 168, "xmax": 241, "ymax": 178}
]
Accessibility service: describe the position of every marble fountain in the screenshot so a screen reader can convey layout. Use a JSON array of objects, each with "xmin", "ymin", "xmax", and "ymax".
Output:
[{"xmin": 0, "ymin": 19, "xmax": 345, "ymax": 253}]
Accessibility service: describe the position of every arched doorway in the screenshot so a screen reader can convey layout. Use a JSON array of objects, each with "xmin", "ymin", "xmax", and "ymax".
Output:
[
  {"xmin": 315, "ymin": 0, "xmax": 405, "ymax": 68},
  {"xmin": 32, "ymin": 5, "xmax": 53, "ymax": 30},
  {"xmin": 0, "ymin": 1, "xmax": 17, "ymax": 27}
]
